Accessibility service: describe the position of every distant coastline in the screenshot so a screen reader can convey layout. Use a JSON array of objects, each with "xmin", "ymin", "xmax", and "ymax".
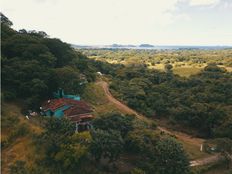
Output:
[{"xmin": 72, "ymin": 44, "xmax": 232, "ymax": 50}]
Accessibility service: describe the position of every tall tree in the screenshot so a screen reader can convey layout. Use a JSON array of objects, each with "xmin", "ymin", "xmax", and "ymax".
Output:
[{"xmin": 153, "ymin": 137, "xmax": 190, "ymax": 174}]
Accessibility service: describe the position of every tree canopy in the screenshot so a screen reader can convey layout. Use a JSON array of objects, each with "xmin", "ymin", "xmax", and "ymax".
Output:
[{"xmin": 1, "ymin": 14, "xmax": 96, "ymax": 109}]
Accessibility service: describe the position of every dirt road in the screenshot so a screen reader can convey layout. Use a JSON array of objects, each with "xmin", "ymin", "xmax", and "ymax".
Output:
[
  {"xmin": 97, "ymin": 81, "xmax": 222, "ymax": 167},
  {"xmin": 98, "ymin": 81, "xmax": 204, "ymax": 145},
  {"xmin": 190, "ymin": 154, "xmax": 222, "ymax": 166}
]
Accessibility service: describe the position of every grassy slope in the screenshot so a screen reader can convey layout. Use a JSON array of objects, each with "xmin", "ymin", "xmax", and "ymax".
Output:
[
  {"xmin": 1, "ymin": 103, "xmax": 43, "ymax": 174},
  {"xmin": 82, "ymin": 82, "xmax": 127, "ymax": 116}
]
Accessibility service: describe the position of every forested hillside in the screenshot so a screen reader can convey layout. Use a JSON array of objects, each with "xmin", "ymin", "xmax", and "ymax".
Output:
[
  {"xmin": 111, "ymin": 64, "xmax": 232, "ymax": 138},
  {"xmin": 1, "ymin": 14, "xmax": 192, "ymax": 174},
  {"xmin": 1, "ymin": 13, "xmax": 96, "ymax": 110}
]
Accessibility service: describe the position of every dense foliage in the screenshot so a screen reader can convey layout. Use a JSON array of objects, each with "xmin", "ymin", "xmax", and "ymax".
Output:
[
  {"xmin": 1, "ymin": 13, "xmax": 96, "ymax": 109},
  {"xmin": 34, "ymin": 118, "xmax": 92, "ymax": 174},
  {"xmin": 92, "ymin": 113, "xmax": 134, "ymax": 137},
  {"xmin": 91, "ymin": 113, "xmax": 189, "ymax": 174},
  {"xmin": 152, "ymin": 138, "xmax": 189, "ymax": 174},
  {"xmin": 25, "ymin": 113, "xmax": 188, "ymax": 174},
  {"xmin": 110, "ymin": 64, "xmax": 232, "ymax": 138},
  {"xmin": 83, "ymin": 49, "xmax": 232, "ymax": 139}
]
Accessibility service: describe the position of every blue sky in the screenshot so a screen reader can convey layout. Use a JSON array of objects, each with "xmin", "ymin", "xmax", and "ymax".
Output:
[{"xmin": 1, "ymin": 0, "xmax": 232, "ymax": 45}]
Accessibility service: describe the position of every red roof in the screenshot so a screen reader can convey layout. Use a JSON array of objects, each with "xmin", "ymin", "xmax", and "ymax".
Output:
[
  {"xmin": 42, "ymin": 98, "xmax": 91, "ymax": 112},
  {"xmin": 64, "ymin": 105, "xmax": 92, "ymax": 116},
  {"xmin": 67, "ymin": 114, "xmax": 93, "ymax": 122},
  {"xmin": 42, "ymin": 98, "xmax": 93, "ymax": 122}
]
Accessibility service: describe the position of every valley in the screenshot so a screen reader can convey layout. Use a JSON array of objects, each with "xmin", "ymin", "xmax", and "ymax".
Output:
[{"xmin": 1, "ymin": 13, "xmax": 232, "ymax": 174}]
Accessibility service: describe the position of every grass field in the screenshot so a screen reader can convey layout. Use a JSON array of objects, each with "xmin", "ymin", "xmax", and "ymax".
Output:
[
  {"xmin": 150, "ymin": 63, "xmax": 203, "ymax": 77},
  {"xmin": 182, "ymin": 140, "xmax": 210, "ymax": 160},
  {"xmin": 173, "ymin": 66, "xmax": 203, "ymax": 77},
  {"xmin": 82, "ymin": 82, "xmax": 125, "ymax": 116}
]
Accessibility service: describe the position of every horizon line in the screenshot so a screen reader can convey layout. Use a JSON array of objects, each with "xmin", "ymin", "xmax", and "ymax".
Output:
[{"xmin": 71, "ymin": 43, "xmax": 232, "ymax": 47}]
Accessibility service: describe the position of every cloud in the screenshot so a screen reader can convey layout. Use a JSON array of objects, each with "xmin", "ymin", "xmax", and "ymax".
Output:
[
  {"xmin": 1, "ymin": 0, "xmax": 231, "ymax": 45},
  {"xmin": 189, "ymin": 0, "xmax": 219, "ymax": 6},
  {"xmin": 217, "ymin": 0, "xmax": 232, "ymax": 9}
]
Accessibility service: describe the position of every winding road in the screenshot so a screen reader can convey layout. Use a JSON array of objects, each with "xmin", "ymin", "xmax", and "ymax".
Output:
[{"xmin": 97, "ymin": 81, "xmax": 221, "ymax": 167}]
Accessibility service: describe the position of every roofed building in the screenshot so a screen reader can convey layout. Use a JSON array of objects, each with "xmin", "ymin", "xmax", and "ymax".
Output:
[{"xmin": 41, "ymin": 98, "xmax": 93, "ymax": 132}]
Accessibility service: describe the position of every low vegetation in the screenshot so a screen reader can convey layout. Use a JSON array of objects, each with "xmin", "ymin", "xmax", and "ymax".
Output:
[{"xmin": 81, "ymin": 49, "xmax": 232, "ymax": 77}]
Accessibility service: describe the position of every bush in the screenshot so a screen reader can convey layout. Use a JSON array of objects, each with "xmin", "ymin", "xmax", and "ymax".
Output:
[
  {"xmin": 2, "ymin": 91, "xmax": 16, "ymax": 101},
  {"xmin": 2, "ymin": 123, "xmax": 29, "ymax": 148},
  {"xmin": 10, "ymin": 160, "xmax": 29, "ymax": 174},
  {"xmin": 90, "ymin": 129, "xmax": 124, "ymax": 162},
  {"xmin": 92, "ymin": 112, "xmax": 134, "ymax": 138},
  {"xmin": 131, "ymin": 168, "xmax": 146, "ymax": 174}
]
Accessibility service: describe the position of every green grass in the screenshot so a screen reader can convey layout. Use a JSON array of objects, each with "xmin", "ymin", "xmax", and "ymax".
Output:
[
  {"xmin": 82, "ymin": 82, "xmax": 108, "ymax": 105},
  {"xmin": 82, "ymin": 82, "xmax": 124, "ymax": 116},
  {"xmin": 150, "ymin": 63, "xmax": 203, "ymax": 77},
  {"xmin": 181, "ymin": 140, "xmax": 210, "ymax": 160},
  {"xmin": 173, "ymin": 66, "xmax": 203, "ymax": 77}
]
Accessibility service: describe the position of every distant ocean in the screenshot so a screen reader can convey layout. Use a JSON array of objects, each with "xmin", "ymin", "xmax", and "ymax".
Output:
[{"xmin": 72, "ymin": 45, "xmax": 232, "ymax": 50}]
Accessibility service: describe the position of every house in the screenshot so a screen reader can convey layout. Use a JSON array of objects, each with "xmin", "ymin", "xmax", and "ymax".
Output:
[{"xmin": 41, "ymin": 98, "xmax": 93, "ymax": 132}]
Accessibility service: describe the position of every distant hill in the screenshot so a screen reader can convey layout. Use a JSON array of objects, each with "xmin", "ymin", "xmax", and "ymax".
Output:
[
  {"xmin": 72, "ymin": 44, "xmax": 232, "ymax": 50},
  {"xmin": 139, "ymin": 44, "xmax": 154, "ymax": 47},
  {"xmin": 111, "ymin": 44, "xmax": 136, "ymax": 48}
]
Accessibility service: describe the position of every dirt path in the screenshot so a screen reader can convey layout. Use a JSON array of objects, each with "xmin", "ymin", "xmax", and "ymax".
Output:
[
  {"xmin": 97, "ymin": 81, "xmax": 221, "ymax": 167},
  {"xmin": 98, "ymin": 81, "xmax": 204, "ymax": 145},
  {"xmin": 190, "ymin": 154, "xmax": 222, "ymax": 167}
]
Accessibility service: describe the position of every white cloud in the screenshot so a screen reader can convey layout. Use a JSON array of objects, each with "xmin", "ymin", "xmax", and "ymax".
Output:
[
  {"xmin": 189, "ymin": 0, "xmax": 219, "ymax": 6},
  {"xmin": 1, "ymin": 0, "xmax": 231, "ymax": 45},
  {"xmin": 1, "ymin": 0, "xmax": 181, "ymax": 44},
  {"xmin": 173, "ymin": 13, "xmax": 191, "ymax": 22}
]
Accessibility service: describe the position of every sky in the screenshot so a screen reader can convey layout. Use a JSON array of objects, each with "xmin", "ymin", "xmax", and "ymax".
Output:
[{"xmin": 1, "ymin": 0, "xmax": 232, "ymax": 45}]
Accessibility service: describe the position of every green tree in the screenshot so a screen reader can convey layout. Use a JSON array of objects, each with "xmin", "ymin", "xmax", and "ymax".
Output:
[
  {"xmin": 214, "ymin": 138, "xmax": 232, "ymax": 169},
  {"xmin": 153, "ymin": 137, "xmax": 189, "ymax": 174},
  {"xmin": 164, "ymin": 64, "xmax": 173, "ymax": 72},
  {"xmin": 55, "ymin": 66, "xmax": 82, "ymax": 94},
  {"xmin": 9, "ymin": 160, "xmax": 28, "ymax": 174},
  {"xmin": 1, "ymin": 14, "xmax": 96, "ymax": 111},
  {"xmin": 1, "ymin": 12, "xmax": 13, "ymax": 26},
  {"xmin": 126, "ymin": 129, "xmax": 160, "ymax": 154},
  {"xmin": 131, "ymin": 168, "xmax": 146, "ymax": 174},
  {"xmin": 90, "ymin": 129, "xmax": 124, "ymax": 162},
  {"xmin": 40, "ymin": 118, "xmax": 75, "ymax": 163},
  {"xmin": 54, "ymin": 132, "xmax": 92, "ymax": 172},
  {"xmin": 92, "ymin": 112, "xmax": 134, "ymax": 137},
  {"xmin": 42, "ymin": 38, "xmax": 75, "ymax": 67}
]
